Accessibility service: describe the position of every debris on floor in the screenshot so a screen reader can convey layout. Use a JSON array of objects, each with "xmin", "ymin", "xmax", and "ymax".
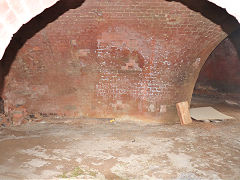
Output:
[
  {"xmin": 109, "ymin": 119, "xmax": 115, "ymax": 123},
  {"xmin": 190, "ymin": 106, "xmax": 234, "ymax": 123},
  {"xmin": 225, "ymin": 100, "xmax": 240, "ymax": 106},
  {"xmin": 0, "ymin": 114, "xmax": 10, "ymax": 127},
  {"xmin": 0, "ymin": 111, "xmax": 46, "ymax": 127}
]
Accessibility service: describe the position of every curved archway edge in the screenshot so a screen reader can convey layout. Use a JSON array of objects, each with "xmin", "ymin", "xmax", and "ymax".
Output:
[{"xmin": 0, "ymin": 0, "xmax": 59, "ymax": 60}]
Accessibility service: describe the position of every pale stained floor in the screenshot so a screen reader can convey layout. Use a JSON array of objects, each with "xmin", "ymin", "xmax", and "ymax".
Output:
[{"xmin": 0, "ymin": 96, "xmax": 239, "ymax": 179}]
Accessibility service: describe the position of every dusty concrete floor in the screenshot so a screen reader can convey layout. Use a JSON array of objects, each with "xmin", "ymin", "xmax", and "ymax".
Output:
[{"xmin": 0, "ymin": 97, "xmax": 240, "ymax": 179}]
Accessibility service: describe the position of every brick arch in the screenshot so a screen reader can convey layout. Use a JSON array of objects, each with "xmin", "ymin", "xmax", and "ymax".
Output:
[
  {"xmin": 194, "ymin": 28, "xmax": 240, "ymax": 98},
  {"xmin": 164, "ymin": 0, "xmax": 240, "ymax": 106},
  {"xmin": 0, "ymin": 0, "xmax": 239, "ymax": 61},
  {"xmin": 0, "ymin": 0, "xmax": 60, "ymax": 60}
]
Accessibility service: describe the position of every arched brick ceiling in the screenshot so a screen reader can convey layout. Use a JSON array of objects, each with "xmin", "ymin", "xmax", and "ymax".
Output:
[{"xmin": 0, "ymin": 0, "xmax": 239, "ymax": 61}]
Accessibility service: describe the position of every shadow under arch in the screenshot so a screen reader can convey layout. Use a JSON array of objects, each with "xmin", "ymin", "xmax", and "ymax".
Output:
[
  {"xmin": 193, "ymin": 27, "xmax": 240, "ymax": 100},
  {"xmin": 165, "ymin": 0, "xmax": 240, "ymax": 106},
  {"xmin": 166, "ymin": 0, "xmax": 240, "ymax": 60},
  {"xmin": 230, "ymin": 28, "xmax": 240, "ymax": 59},
  {"xmin": 0, "ymin": 0, "xmax": 86, "ymax": 97}
]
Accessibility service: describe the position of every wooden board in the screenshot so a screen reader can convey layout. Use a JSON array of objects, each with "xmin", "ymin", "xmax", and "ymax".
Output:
[{"xmin": 176, "ymin": 101, "xmax": 192, "ymax": 125}]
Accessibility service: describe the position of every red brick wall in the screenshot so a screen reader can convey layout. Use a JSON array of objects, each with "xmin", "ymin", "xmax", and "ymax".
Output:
[
  {"xmin": 1, "ymin": 0, "xmax": 239, "ymax": 123},
  {"xmin": 194, "ymin": 28, "xmax": 240, "ymax": 98}
]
